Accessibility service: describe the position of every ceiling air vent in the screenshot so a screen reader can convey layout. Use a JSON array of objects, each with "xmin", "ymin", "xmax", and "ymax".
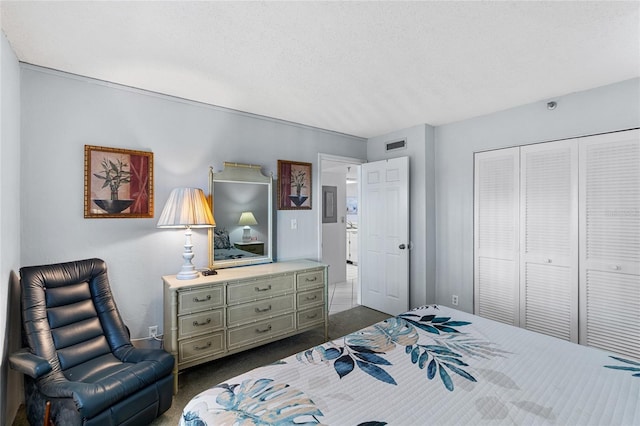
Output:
[{"xmin": 386, "ymin": 139, "xmax": 407, "ymax": 151}]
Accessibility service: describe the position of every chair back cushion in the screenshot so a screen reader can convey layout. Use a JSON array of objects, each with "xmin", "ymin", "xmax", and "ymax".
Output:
[{"xmin": 20, "ymin": 258, "xmax": 131, "ymax": 376}]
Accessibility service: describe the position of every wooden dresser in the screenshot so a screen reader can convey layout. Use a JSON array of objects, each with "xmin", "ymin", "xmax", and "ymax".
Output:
[{"xmin": 163, "ymin": 260, "xmax": 328, "ymax": 392}]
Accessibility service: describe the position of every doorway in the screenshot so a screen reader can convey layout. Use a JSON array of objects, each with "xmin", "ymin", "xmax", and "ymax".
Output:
[{"xmin": 318, "ymin": 154, "xmax": 364, "ymax": 314}]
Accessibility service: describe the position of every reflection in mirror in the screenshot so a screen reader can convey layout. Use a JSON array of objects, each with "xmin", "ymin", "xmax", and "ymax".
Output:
[{"xmin": 208, "ymin": 163, "xmax": 273, "ymax": 269}]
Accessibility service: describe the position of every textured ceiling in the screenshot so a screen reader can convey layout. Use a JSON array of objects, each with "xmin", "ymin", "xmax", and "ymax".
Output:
[{"xmin": 1, "ymin": 1, "xmax": 639, "ymax": 138}]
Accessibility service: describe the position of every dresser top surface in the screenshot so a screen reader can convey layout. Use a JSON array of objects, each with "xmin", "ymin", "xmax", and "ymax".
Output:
[{"xmin": 163, "ymin": 259, "xmax": 326, "ymax": 289}]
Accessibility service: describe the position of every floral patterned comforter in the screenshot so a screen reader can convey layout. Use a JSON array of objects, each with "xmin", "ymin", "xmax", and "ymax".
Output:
[{"xmin": 180, "ymin": 305, "xmax": 639, "ymax": 425}]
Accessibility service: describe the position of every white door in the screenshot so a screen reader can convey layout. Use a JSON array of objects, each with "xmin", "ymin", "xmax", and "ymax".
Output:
[
  {"xmin": 360, "ymin": 157, "xmax": 410, "ymax": 315},
  {"xmin": 579, "ymin": 129, "xmax": 640, "ymax": 359},
  {"xmin": 474, "ymin": 148, "xmax": 520, "ymax": 326},
  {"xmin": 519, "ymin": 140, "xmax": 579, "ymax": 342}
]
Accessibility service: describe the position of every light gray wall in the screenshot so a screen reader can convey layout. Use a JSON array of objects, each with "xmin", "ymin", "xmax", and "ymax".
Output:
[
  {"xmin": 20, "ymin": 65, "xmax": 367, "ymax": 339},
  {"xmin": 434, "ymin": 78, "xmax": 640, "ymax": 314},
  {"xmin": 1, "ymin": 30, "xmax": 22, "ymax": 425},
  {"xmin": 367, "ymin": 124, "xmax": 436, "ymax": 308}
]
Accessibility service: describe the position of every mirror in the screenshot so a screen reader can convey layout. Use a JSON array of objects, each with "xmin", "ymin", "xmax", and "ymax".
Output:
[{"xmin": 208, "ymin": 162, "xmax": 273, "ymax": 269}]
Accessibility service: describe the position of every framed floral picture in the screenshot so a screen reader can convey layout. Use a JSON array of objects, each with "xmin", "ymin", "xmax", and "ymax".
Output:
[
  {"xmin": 277, "ymin": 160, "xmax": 312, "ymax": 210},
  {"xmin": 84, "ymin": 145, "xmax": 154, "ymax": 218}
]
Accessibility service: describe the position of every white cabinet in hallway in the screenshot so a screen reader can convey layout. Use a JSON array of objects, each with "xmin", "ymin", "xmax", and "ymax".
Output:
[{"xmin": 347, "ymin": 229, "xmax": 358, "ymax": 265}]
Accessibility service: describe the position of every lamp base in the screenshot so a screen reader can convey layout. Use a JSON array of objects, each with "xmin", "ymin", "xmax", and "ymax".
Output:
[
  {"xmin": 176, "ymin": 269, "xmax": 200, "ymax": 280},
  {"xmin": 242, "ymin": 226, "xmax": 251, "ymax": 242},
  {"xmin": 176, "ymin": 226, "xmax": 199, "ymax": 280}
]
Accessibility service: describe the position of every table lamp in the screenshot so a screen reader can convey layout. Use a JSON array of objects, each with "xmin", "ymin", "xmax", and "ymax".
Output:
[{"xmin": 157, "ymin": 187, "xmax": 215, "ymax": 279}]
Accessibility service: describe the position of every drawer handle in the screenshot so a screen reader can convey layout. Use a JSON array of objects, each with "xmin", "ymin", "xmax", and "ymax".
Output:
[
  {"xmin": 256, "ymin": 325, "xmax": 272, "ymax": 333},
  {"xmin": 194, "ymin": 342, "xmax": 212, "ymax": 350},
  {"xmin": 306, "ymin": 313, "xmax": 318, "ymax": 319},
  {"xmin": 255, "ymin": 285, "xmax": 272, "ymax": 292},
  {"xmin": 193, "ymin": 318, "xmax": 212, "ymax": 327},
  {"xmin": 305, "ymin": 277, "xmax": 318, "ymax": 282},
  {"xmin": 305, "ymin": 295, "xmax": 318, "ymax": 301},
  {"xmin": 193, "ymin": 295, "xmax": 212, "ymax": 302},
  {"xmin": 255, "ymin": 305, "xmax": 272, "ymax": 313}
]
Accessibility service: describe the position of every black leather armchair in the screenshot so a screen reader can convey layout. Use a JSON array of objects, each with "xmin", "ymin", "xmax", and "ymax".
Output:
[{"xmin": 9, "ymin": 258, "xmax": 174, "ymax": 425}]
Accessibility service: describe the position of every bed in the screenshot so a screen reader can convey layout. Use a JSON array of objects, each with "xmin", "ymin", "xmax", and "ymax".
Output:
[
  {"xmin": 180, "ymin": 304, "xmax": 640, "ymax": 425},
  {"xmin": 213, "ymin": 228, "xmax": 261, "ymax": 261}
]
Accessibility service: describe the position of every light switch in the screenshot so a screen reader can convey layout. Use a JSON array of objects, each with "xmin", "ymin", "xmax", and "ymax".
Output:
[{"xmin": 291, "ymin": 219, "xmax": 297, "ymax": 230}]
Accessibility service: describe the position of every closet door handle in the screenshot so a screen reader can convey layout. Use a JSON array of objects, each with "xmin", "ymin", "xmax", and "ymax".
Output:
[{"xmin": 399, "ymin": 244, "xmax": 406, "ymax": 250}]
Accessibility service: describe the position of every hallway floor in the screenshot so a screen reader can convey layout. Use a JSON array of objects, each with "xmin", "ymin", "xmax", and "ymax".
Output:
[{"xmin": 328, "ymin": 262, "xmax": 359, "ymax": 314}]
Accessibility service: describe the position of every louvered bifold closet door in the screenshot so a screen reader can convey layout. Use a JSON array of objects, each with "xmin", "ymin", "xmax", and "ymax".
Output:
[
  {"xmin": 520, "ymin": 141, "xmax": 578, "ymax": 342},
  {"xmin": 579, "ymin": 129, "xmax": 640, "ymax": 359},
  {"xmin": 474, "ymin": 148, "xmax": 520, "ymax": 325}
]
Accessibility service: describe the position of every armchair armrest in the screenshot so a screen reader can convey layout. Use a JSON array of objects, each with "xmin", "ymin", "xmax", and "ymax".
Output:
[{"xmin": 9, "ymin": 348, "xmax": 52, "ymax": 378}]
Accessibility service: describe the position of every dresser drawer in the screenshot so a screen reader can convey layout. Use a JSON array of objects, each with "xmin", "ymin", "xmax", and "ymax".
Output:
[
  {"xmin": 227, "ymin": 294, "xmax": 295, "ymax": 327},
  {"xmin": 297, "ymin": 288, "xmax": 324, "ymax": 309},
  {"xmin": 179, "ymin": 309, "xmax": 224, "ymax": 339},
  {"xmin": 227, "ymin": 274, "xmax": 294, "ymax": 304},
  {"xmin": 179, "ymin": 331, "xmax": 225, "ymax": 363},
  {"xmin": 297, "ymin": 306, "xmax": 325, "ymax": 329},
  {"xmin": 178, "ymin": 286, "xmax": 224, "ymax": 315},
  {"xmin": 297, "ymin": 269, "xmax": 324, "ymax": 289},
  {"xmin": 227, "ymin": 314, "xmax": 295, "ymax": 349}
]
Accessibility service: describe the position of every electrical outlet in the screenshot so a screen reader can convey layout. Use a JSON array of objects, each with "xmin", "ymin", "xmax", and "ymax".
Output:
[
  {"xmin": 148, "ymin": 325, "xmax": 158, "ymax": 339},
  {"xmin": 451, "ymin": 295, "xmax": 459, "ymax": 306}
]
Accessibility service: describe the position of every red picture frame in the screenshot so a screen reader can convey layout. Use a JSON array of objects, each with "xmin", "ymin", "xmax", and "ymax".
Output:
[
  {"xmin": 277, "ymin": 160, "xmax": 312, "ymax": 210},
  {"xmin": 84, "ymin": 145, "xmax": 154, "ymax": 218}
]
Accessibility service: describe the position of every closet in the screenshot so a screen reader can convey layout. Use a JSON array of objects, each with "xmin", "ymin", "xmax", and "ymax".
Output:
[{"xmin": 474, "ymin": 129, "xmax": 639, "ymax": 359}]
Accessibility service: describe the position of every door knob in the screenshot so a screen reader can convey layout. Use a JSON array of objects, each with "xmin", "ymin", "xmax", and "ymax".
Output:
[{"xmin": 399, "ymin": 244, "xmax": 406, "ymax": 249}]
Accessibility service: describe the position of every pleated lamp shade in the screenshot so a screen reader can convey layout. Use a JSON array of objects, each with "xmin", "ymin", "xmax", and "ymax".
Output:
[
  {"xmin": 157, "ymin": 187, "xmax": 215, "ymax": 280},
  {"xmin": 237, "ymin": 211, "xmax": 258, "ymax": 226},
  {"xmin": 157, "ymin": 188, "xmax": 215, "ymax": 228}
]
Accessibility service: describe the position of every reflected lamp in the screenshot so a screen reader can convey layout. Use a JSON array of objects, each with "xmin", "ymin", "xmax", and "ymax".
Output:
[
  {"xmin": 238, "ymin": 211, "xmax": 258, "ymax": 242},
  {"xmin": 157, "ymin": 187, "xmax": 215, "ymax": 280}
]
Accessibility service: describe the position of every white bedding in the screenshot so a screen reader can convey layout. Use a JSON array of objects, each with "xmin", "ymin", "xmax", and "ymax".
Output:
[{"xmin": 180, "ymin": 305, "xmax": 640, "ymax": 425}]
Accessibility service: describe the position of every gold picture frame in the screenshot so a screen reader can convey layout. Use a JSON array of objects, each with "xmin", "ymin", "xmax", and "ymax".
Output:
[
  {"xmin": 84, "ymin": 145, "xmax": 154, "ymax": 218},
  {"xmin": 277, "ymin": 160, "xmax": 312, "ymax": 210}
]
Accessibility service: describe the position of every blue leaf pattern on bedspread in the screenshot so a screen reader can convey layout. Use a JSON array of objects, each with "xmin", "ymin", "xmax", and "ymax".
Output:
[
  {"xmin": 296, "ymin": 305, "xmax": 507, "ymax": 391},
  {"xmin": 187, "ymin": 378, "xmax": 324, "ymax": 425},
  {"xmin": 604, "ymin": 356, "xmax": 640, "ymax": 377},
  {"xmin": 182, "ymin": 410, "xmax": 206, "ymax": 426}
]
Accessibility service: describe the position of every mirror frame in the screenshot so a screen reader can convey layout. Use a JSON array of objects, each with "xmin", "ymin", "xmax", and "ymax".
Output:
[{"xmin": 208, "ymin": 162, "xmax": 273, "ymax": 269}]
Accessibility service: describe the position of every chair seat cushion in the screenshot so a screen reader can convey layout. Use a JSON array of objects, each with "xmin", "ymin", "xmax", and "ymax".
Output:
[{"xmin": 42, "ymin": 348, "xmax": 174, "ymax": 418}]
